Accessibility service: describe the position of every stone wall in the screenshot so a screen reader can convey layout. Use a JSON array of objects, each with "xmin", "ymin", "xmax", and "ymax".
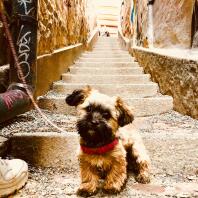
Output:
[
  {"xmin": 133, "ymin": 48, "xmax": 198, "ymax": 119},
  {"xmin": 38, "ymin": 0, "xmax": 96, "ymax": 56},
  {"xmin": 153, "ymin": 0, "xmax": 194, "ymax": 48}
]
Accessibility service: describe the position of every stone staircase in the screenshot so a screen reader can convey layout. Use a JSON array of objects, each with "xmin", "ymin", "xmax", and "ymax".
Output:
[
  {"xmin": 38, "ymin": 37, "xmax": 173, "ymax": 117},
  {"xmin": 4, "ymin": 37, "xmax": 198, "ymax": 197}
]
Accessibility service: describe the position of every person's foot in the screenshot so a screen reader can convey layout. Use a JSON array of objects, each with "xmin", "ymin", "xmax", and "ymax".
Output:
[{"xmin": 0, "ymin": 158, "xmax": 28, "ymax": 197}]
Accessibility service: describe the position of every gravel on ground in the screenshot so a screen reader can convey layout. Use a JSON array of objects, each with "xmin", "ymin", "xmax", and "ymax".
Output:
[{"xmin": 1, "ymin": 109, "xmax": 198, "ymax": 197}]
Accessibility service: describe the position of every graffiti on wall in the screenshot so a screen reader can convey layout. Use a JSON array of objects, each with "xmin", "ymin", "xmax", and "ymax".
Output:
[
  {"xmin": 13, "ymin": 0, "xmax": 36, "ymax": 83},
  {"xmin": 130, "ymin": 0, "xmax": 136, "ymax": 24},
  {"xmin": 17, "ymin": 0, "xmax": 34, "ymax": 15},
  {"xmin": 17, "ymin": 25, "xmax": 31, "ymax": 80}
]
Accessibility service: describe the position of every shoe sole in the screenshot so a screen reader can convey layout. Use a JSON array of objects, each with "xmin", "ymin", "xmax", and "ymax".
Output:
[{"xmin": 0, "ymin": 171, "xmax": 28, "ymax": 197}]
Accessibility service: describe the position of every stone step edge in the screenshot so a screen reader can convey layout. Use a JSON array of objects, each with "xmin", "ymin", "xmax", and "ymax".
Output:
[
  {"xmin": 61, "ymin": 74, "xmax": 150, "ymax": 77},
  {"xmin": 81, "ymin": 55, "xmax": 132, "ymax": 58},
  {"xmin": 75, "ymin": 62, "xmax": 138, "ymax": 64},
  {"xmin": 53, "ymin": 81, "xmax": 157, "ymax": 86},
  {"xmin": 83, "ymin": 52, "xmax": 130, "ymax": 54},
  {"xmin": 69, "ymin": 66, "xmax": 142, "ymax": 70},
  {"xmin": 38, "ymin": 94, "xmax": 172, "ymax": 100},
  {"xmin": 85, "ymin": 51, "xmax": 129, "ymax": 53},
  {"xmin": 78, "ymin": 57, "xmax": 134, "ymax": 59},
  {"xmin": 38, "ymin": 96, "xmax": 173, "ymax": 117}
]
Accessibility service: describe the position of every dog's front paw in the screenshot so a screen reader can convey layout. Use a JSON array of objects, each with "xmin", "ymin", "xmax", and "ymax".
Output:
[
  {"xmin": 135, "ymin": 172, "xmax": 150, "ymax": 184},
  {"xmin": 77, "ymin": 183, "xmax": 98, "ymax": 197},
  {"xmin": 103, "ymin": 183, "xmax": 123, "ymax": 194}
]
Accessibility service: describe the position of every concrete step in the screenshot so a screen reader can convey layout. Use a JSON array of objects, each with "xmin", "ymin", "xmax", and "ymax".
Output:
[
  {"xmin": 84, "ymin": 51, "xmax": 129, "ymax": 55},
  {"xmin": 38, "ymin": 94, "xmax": 173, "ymax": 117},
  {"xmin": 77, "ymin": 57, "xmax": 134, "ymax": 62},
  {"xmin": 81, "ymin": 53, "xmax": 130, "ymax": 58},
  {"xmin": 52, "ymin": 82, "xmax": 158, "ymax": 97},
  {"xmin": 97, "ymin": 38, "xmax": 118, "ymax": 41},
  {"xmin": 94, "ymin": 45, "xmax": 120, "ymax": 48},
  {"xmin": 90, "ymin": 49, "xmax": 129, "ymax": 54},
  {"xmin": 9, "ymin": 132, "xmax": 79, "ymax": 168},
  {"xmin": 9, "ymin": 129, "xmax": 198, "ymax": 198},
  {"xmin": 95, "ymin": 42, "xmax": 119, "ymax": 45},
  {"xmin": 93, "ymin": 48, "xmax": 123, "ymax": 50},
  {"xmin": 61, "ymin": 74, "xmax": 151, "ymax": 84},
  {"xmin": 94, "ymin": 43, "xmax": 121, "ymax": 45},
  {"xmin": 75, "ymin": 62, "xmax": 139, "ymax": 67},
  {"xmin": 68, "ymin": 67, "xmax": 143, "ymax": 75}
]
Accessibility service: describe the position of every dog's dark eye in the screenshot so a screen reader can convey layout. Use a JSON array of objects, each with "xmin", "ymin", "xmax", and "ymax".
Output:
[
  {"xmin": 86, "ymin": 106, "xmax": 92, "ymax": 112},
  {"xmin": 102, "ymin": 112, "xmax": 111, "ymax": 119}
]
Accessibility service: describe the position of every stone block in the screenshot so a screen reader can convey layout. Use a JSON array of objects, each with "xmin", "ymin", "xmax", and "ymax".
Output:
[
  {"xmin": 0, "ymin": 136, "xmax": 9, "ymax": 157},
  {"xmin": 9, "ymin": 132, "xmax": 79, "ymax": 169}
]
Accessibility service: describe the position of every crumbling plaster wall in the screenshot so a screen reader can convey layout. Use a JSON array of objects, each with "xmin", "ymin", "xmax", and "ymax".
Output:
[
  {"xmin": 153, "ymin": 0, "xmax": 194, "ymax": 48},
  {"xmin": 38, "ymin": 0, "xmax": 96, "ymax": 55}
]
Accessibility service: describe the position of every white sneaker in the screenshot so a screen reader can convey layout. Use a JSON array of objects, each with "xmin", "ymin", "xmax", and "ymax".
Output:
[{"xmin": 0, "ymin": 159, "xmax": 28, "ymax": 197}]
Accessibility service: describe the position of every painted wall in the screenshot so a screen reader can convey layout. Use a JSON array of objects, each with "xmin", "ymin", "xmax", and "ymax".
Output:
[
  {"xmin": 120, "ymin": 0, "xmax": 133, "ymax": 38},
  {"xmin": 120, "ymin": 0, "xmax": 149, "ymax": 47},
  {"xmin": 120, "ymin": 0, "xmax": 196, "ymax": 49},
  {"xmin": 153, "ymin": 0, "xmax": 194, "ymax": 48},
  {"xmin": 136, "ymin": 0, "xmax": 148, "ymax": 47}
]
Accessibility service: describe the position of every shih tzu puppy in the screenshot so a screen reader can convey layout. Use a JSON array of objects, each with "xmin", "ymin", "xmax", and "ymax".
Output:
[{"xmin": 66, "ymin": 86, "xmax": 150, "ymax": 196}]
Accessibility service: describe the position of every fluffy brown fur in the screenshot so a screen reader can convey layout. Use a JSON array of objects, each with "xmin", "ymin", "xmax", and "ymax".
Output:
[{"xmin": 65, "ymin": 86, "xmax": 151, "ymax": 197}]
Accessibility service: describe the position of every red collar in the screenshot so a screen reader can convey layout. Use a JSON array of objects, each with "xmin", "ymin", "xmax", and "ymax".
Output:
[{"xmin": 80, "ymin": 138, "xmax": 119, "ymax": 155}]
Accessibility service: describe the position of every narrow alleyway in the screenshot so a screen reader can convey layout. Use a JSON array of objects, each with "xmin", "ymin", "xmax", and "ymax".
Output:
[
  {"xmin": 1, "ymin": 37, "xmax": 198, "ymax": 197},
  {"xmin": 38, "ymin": 37, "xmax": 172, "ymax": 116}
]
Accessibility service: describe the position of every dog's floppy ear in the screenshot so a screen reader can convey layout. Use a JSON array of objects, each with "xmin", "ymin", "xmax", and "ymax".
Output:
[
  {"xmin": 116, "ymin": 97, "xmax": 134, "ymax": 127},
  {"xmin": 65, "ymin": 86, "xmax": 91, "ymax": 106}
]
